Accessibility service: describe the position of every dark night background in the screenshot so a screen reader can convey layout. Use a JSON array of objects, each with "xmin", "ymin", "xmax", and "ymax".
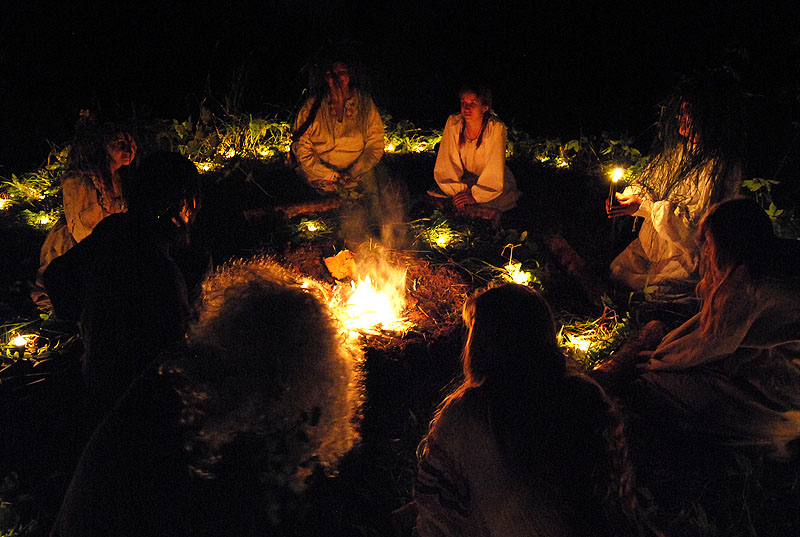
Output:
[{"xmin": 2, "ymin": 1, "xmax": 799, "ymax": 186}]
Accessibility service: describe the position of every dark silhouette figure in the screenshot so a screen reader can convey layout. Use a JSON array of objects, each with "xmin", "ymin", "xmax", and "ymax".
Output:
[
  {"xmin": 50, "ymin": 257, "xmax": 360, "ymax": 537},
  {"xmin": 413, "ymin": 284, "xmax": 661, "ymax": 537},
  {"xmin": 44, "ymin": 151, "xmax": 200, "ymax": 408}
]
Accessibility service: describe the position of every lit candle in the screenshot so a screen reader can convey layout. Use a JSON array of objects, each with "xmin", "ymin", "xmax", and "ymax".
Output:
[
  {"xmin": 7, "ymin": 334, "xmax": 27, "ymax": 359},
  {"xmin": 608, "ymin": 167, "xmax": 624, "ymax": 207}
]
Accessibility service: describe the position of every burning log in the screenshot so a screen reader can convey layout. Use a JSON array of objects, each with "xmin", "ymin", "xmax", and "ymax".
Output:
[
  {"xmin": 282, "ymin": 243, "xmax": 470, "ymax": 349},
  {"xmin": 545, "ymin": 233, "xmax": 607, "ymax": 306}
]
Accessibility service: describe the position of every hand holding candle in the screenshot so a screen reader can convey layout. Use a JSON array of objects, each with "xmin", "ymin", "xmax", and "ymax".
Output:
[{"xmin": 607, "ymin": 167, "xmax": 624, "ymax": 208}]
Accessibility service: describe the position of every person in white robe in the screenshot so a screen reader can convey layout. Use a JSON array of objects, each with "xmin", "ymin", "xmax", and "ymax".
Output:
[
  {"xmin": 607, "ymin": 69, "xmax": 744, "ymax": 295},
  {"xmin": 431, "ymin": 86, "xmax": 520, "ymax": 217}
]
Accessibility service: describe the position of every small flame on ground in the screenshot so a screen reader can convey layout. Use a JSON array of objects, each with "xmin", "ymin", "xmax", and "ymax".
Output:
[
  {"xmin": 11, "ymin": 334, "xmax": 28, "ymax": 347},
  {"xmin": 504, "ymin": 261, "xmax": 532, "ymax": 285},
  {"xmin": 563, "ymin": 334, "xmax": 592, "ymax": 353}
]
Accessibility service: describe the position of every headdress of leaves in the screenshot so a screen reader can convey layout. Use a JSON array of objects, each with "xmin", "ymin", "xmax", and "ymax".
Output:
[
  {"xmin": 635, "ymin": 67, "xmax": 745, "ymax": 205},
  {"xmin": 298, "ymin": 41, "xmax": 376, "ymax": 135}
]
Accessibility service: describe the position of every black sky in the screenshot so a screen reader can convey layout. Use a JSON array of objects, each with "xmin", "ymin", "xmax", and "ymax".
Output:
[{"xmin": 2, "ymin": 1, "xmax": 799, "ymax": 180}]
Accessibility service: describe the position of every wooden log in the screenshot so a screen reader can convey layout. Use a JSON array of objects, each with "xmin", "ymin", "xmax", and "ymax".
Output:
[
  {"xmin": 545, "ymin": 233, "xmax": 607, "ymax": 305},
  {"xmin": 592, "ymin": 319, "xmax": 667, "ymax": 390},
  {"xmin": 243, "ymin": 198, "xmax": 343, "ymax": 221}
]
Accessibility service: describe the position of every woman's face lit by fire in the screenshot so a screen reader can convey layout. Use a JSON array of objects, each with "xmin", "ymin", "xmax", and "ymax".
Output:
[
  {"xmin": 106, "ymin": 131, "xmax": 137, "ymax": 172},
  {"xmin": 460, "ymin": 91, "xmax": 489, "ymax": 123}
]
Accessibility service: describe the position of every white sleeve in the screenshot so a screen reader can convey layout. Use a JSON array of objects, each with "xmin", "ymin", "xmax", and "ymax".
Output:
[
  {"xmin": 470, "ymin": 120, "xmax": 507, "ymax": 204},
  {"xmin": 291, "ymin": 99, "xmax": 337, "ymax": 184},
  {"xmin": 433, "ymin": 116, "xmax": 467, "ymax": 196}
]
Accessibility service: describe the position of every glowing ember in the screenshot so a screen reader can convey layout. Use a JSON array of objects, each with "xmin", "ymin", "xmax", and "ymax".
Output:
[
  {"xmin": 306, "ymin": 222, "xmax": 318, "ymax": 232},
  {"xmin": 0, "ymin": 195, "xmax": 11, "ymax": 210},
  {"xmin": 385, "ymin": 142, "xmax": 396, "ymax": 152}
]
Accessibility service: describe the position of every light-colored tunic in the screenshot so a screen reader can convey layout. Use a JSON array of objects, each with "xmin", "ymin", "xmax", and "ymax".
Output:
[
  {"xmin": 639, "ymin": 266, "xmax": 800, "ymax": 458},
  {"xmin": 610, "ymin": 156, "xmax": 714, "ymax": 292},
  {"xmin": 292, "ymin": 91, "xmax": 385, "ymax": 186},
  {"xmin": 32, "ymin": 171, "xmax": 126, "ymax": 307},
  {"xmin": 433, "ymin": 114, "xmax": 520, "ymax": 212}
]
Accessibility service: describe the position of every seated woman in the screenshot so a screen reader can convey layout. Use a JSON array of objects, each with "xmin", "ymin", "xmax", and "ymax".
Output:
[
  {"xmin": 291, "ymin": 57, "xmax": 385, "ymax": 196},
  {"xmin": 50, "ymin": 257, "xmax": 361, "ymax": 537},
  {"xmin": 31, "ymin": 119, "xmax": 137, "ymax": 308},
  {"xmin": 606, "ymin": 69, "xmax": 744, "ymax": 296},
  {"xmin": 633, "ymin": 198, "xmax": 800, "ymax": 459},
  {"xmin": 430, "ymin": 85, "xmax": 521, "ymax": 221},
  {"xmin": 414, "ymin": 284, "xmax": 658, "ymax": 537}
]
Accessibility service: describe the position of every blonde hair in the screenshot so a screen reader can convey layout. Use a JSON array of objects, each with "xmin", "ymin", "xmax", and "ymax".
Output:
[{"xmin": 163, "ymin": 257, "xmax": 361, "ymax": 489}]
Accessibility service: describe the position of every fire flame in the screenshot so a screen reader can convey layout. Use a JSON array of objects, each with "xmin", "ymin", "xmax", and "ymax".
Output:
[{"xmin": 324, "ymin": 263, "xmax": 410, "ymax": 337}]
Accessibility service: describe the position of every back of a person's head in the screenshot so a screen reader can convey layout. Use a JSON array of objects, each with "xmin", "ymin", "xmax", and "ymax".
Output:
[
  {"xmin": 462, "ymin": 283, "xmax": 564, "ymax": 388},
  {"xmin": 460, "ymin": 285, "xmax": 647, "ymax": 536},
  {"xmin": 700, "ymin": 197, "xmax": 774, "ymax": 276},
  {"xmin": 178, "ymin": 257, "xmax": 360, "ymax": 483},
  {"xmin": 127, "ymin": 151, "xmax": 199, "ymax": 219}
]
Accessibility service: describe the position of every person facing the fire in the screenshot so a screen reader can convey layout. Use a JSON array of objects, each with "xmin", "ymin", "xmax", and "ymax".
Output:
[
  {"xmin": 429, "ymin": 84, "xmax": 521, "ymax": 221},
  {"xmin": 629, "ymin": 198, "xmax": 800, "ymax": 459},
  {"xmin": 291, "ymin": 52, "xmax": 385, "ymax": 196},
  {"xmin": 44, "ymin": 151, "xmax": 200, "ymax": 409},
  {"xmin": 413, "ymin": 284, "xmax": 659, "ymax": 537},
  {"xmin": 31, "ymin": 117, "xmax": 138, "ymax": 308},
  {"xmin": 606, "ymin": 68, "xmax": 744, "ymax": 296},
  {"xmin": 50, "ymin": 257, "xmax": 361, "ymax": 537}
]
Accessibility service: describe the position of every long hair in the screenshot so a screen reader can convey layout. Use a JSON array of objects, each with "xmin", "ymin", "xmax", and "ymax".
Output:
[
  {"xmin": 697, "ymin": 198, "xmax": 775, "ymax": 336},
  {"xmin": 426, "ymin": 284, "xmax": 652, "ymax": 535},
  {"xmin": 67, "ymin": 117, "xmax": 136, "ymax": 195},
  {"xmin": 299, "ymin": 44, "xmax": 375, "ymax": 134},
  {"xmin": 457, "ymin": 84, "xmax": 493, "ymax": 149},
  {"xmin": 161, "ymin": 257, "xmax": 360, "ymax": 489},
  {"xmin": 634, "ymin": 67, "xmax": 745, "ymax": 205}
]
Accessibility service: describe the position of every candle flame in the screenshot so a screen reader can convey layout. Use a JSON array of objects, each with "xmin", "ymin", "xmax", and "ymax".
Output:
[
  {"xmin": 504, "ymin": 261, "xmax": 532, "ymax": 285},
  {"xmin": 11, "ymin": 335, "xmax": 28, "ymax": 347}
]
